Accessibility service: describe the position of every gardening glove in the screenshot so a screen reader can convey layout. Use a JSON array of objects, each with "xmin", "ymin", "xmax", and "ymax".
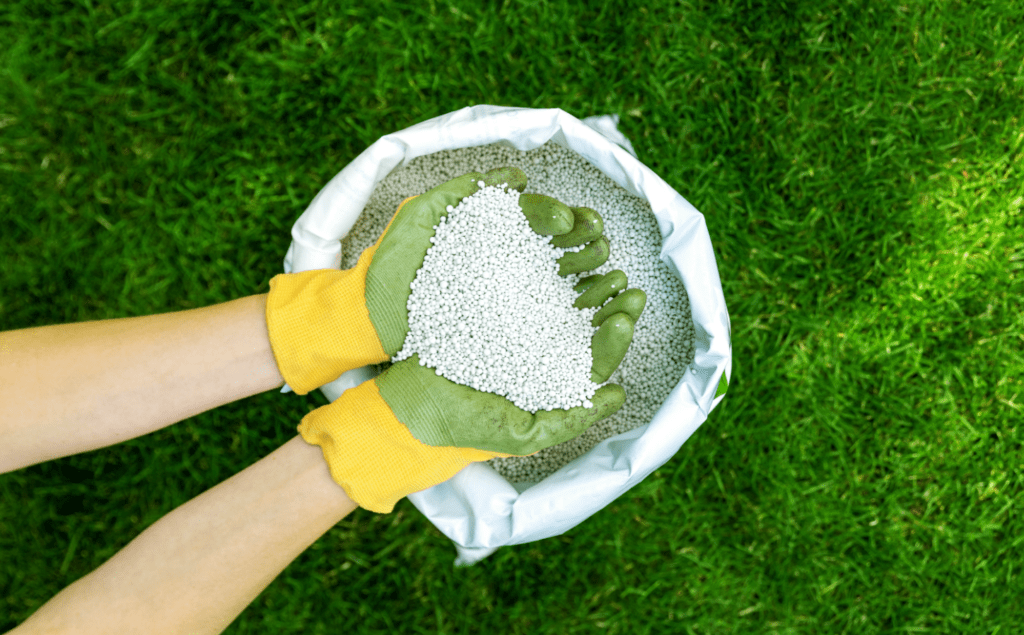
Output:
[
  {"xmin": 265, "ymin": 167, "xmax": 612, "ymax": 395},
  {"xmin": 298, "ymin": 276, "xmax": 647, "ymax": 514}
]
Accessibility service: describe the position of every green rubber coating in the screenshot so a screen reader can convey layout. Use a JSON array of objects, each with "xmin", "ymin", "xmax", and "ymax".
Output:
[
  {"xmin": 557, "ymin": 236, "xmax": 610, "ymax": 276},
  {"xmin": 590, "ymin": 313, "xmax": 634, "ymax": 384},
  {"xmin": 518, "ymin": 193, "xmax": 574, "ymax": 236},
  {"xmin": 574, "ymin": 270, "xmax": 627, "ymax": 308},
  {"xmin": 550, "ymin": 207, "xmax": 604, "ymax": 248},
  {"xmin": 573, "ymin": 275, "xmax": 601, "ymax": 294},
  {"xmin": 592, "ymin": 288, "xmax": 647, "ymax": 327},
  {"xmin": 377, "ymin": 355, "xmax": 625, "ymax": 455},
  {"xmin": 483, "ymin": 166, "xmax": 527, "ymax": 192},
  {"xmin": 531, "ymin": 383, "xmax": 626, "ymax": 446}
]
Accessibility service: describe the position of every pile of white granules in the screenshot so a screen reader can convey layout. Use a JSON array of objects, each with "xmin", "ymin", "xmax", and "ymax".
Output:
[
  {"xmin": 343, "ymin": 141, "xmax": 697, "ymax": 484},
  {"xmin": 393, "ymin": 182, "xmax": 599, "ymax": 413}
]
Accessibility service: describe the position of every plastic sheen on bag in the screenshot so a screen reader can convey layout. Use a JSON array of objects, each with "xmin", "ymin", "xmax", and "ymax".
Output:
[{"xmin": 278, "ymin": 105, "xmax": 732, "ymax": 566}]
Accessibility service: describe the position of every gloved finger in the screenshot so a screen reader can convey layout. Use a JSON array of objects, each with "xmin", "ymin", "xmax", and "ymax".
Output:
[
  {"xmin": 592, "ymin": 288, "xmax": 647, "ymax": 327},
  {"xmin": 550, "ymin": 207, "xmax": 604, "ymax": 248},
  {"xmin": 557, "ymin": 236, "xmax": 610, "ymax": 276},
  {"xmin": 482, "ymin": 166, "xmax": 527, "ymax": 192},
  {"xmin": 529, "ymin": 384, "xmax": 626, "ymax": 451},
  {"xmin": 518, "ymin": 193, "xmax": 574, "ymax": 236},
  {"xmin": 574, "ymin": 275, "xmax": 602, "ymax": 294},
  {"xmin": 573, "ymin": 270, "xmax": 627, "ymax": 308},
  {"xmin": 590, "ymin": 313, "xmax": 634, "ymax": 383}
]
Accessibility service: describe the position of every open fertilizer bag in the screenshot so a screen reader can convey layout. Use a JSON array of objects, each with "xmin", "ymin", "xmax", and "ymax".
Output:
[{"xmin": 278, "ymin": 105, "xmax": 732, "ymax": 566}]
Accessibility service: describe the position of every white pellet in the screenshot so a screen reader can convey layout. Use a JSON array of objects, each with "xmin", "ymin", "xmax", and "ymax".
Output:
[{"xmin": 341, "ymin": 141, "xmax": 696, "ymax": 484}]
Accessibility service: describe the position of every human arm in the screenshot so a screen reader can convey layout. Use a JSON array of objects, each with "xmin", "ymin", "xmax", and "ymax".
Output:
[
  {"xmin": 0, "ymin": 294, "xmax": 285, "ymax": 473},
  {"xmin": 7, "ymin": 435, "xmax": 356, "ymax": 635}
]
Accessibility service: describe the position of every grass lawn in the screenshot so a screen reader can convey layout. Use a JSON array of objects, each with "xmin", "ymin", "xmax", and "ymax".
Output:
[{"xmin": 2, "ymin": 0, "xmax": 1023, "ymax": 632}]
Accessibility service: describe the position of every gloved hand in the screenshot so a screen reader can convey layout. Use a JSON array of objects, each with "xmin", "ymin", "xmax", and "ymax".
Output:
[
  {"xmin": 265, "ymin": 167, "xmax": 611, "ymax": 395},
  {"xmin": 298, "ymin": 274, "xmax": 647, "ymax": 513}
]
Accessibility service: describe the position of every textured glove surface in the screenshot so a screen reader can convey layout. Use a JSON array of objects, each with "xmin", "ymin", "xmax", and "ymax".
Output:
[{"xmin": 377, "ymin": 355, "xmax": 626, "ymax": 455}]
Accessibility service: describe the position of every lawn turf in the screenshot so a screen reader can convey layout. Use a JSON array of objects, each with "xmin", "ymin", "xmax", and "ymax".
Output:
[{"xmin": 2, "ymin": 0, "xmax": 1023, "ymax": 632}]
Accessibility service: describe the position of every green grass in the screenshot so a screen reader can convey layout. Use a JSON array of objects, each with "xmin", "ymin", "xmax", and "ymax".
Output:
[{"xmin": 2, "ymin": 0, "xmax": 1023, "ymax": 632}]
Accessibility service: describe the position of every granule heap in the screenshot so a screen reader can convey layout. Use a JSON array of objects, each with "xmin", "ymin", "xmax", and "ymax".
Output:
[
  {"xmin": 342, "ymin": 141, "xmax": 697, "ymax": 484},
  {"xmin": 393, "ymin": 182, "xmax": 599, "ymax": 413}
]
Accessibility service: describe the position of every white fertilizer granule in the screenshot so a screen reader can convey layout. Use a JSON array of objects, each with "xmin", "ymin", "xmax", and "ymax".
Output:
[
  {"xmin": 393, "ymin": 182, "xmax": 599, "ymax": 413},
  {"xmin": 342, "ymin": 141, "xmax": 697, "ymax": 484}
]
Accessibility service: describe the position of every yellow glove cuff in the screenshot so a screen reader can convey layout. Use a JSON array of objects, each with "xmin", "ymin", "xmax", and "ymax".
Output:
[
  {"xmin": 266, "ymin": 197, "xmax": 416, "ymax": 396},
  {"xmin": 266, "ymin": 257, "xmax": 386, "ymax": 396},
  {"xmin": 297, "ymin": 380, "xmax": 511, "ymax": 514}
]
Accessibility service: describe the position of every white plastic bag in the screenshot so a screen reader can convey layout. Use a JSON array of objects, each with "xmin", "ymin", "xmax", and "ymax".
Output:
[{"xmin": 278, "ymin": 105, "xmax": 732, "ymax": 566}]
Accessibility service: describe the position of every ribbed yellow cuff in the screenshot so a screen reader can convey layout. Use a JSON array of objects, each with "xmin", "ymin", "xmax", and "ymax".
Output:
[
  {"xmin": 297, "ymin": 380, "xmax": 507, "ymax": 514},
  {"xmin": 266, "ymin": 255, "xmax": 388, "ymax": 395},
  {"xmin": 265, "ymin": 197, "xmax": 417, "ymax": 396}
]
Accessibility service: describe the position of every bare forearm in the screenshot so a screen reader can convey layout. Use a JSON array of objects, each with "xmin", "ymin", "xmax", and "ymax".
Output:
[
  {"xmin": 0, "ymin": 294, "xmax": 285, "ymax": 473},
  {"xmin": 12, "ymin": 436, "xmax": 357, "ymax": 635}
]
